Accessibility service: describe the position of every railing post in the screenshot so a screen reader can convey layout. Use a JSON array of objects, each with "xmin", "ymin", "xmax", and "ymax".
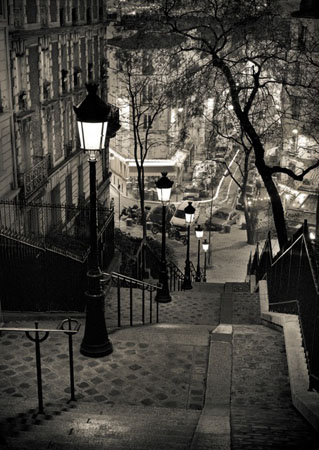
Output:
[
  {"xmin": 57, "ymin": 318, "xmax": 81, "ymax": 403},
  {"xmin": 25, "ymin": 322, "xmax": 49, "ymax": 415},
  {"xmin": 150, "ymin": 289, "xmax": 153, "ymax": 323},
  {"xmin": 34, "ymin": 323, "xmax": 44, "ymax": 414},
  {"xmin": 156, "ymin": 290, "xmax": 159, "ymax": 323},
  {"xmin": 130, "ymin": 282, "xmax": 133, "ymax": 326},
  {"xmin": 68, "ymin": 319, "xmax": 76, "ymax": 402},
  {"xmin": 117, "ymin": 278, "xmax": 121, "ymax": 328},
  {"xmin": 142, "ymin": 284, "xmax": 145, "ymax": 325}
]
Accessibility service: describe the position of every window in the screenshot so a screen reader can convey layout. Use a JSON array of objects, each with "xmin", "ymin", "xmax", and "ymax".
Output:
[
  {"xmin": 142, "ymin": 84, "xmax": 153, "ymax": 103},
  {"xmin": 61, "ymin": 69, "xmax": 68, "ymax": 93},
  {"xmin": 60, "ymin": 8, "xmax": 65, "ymax": 26},
  {"xmin": 298, "ymin": 25, "xmax": 307, "ymax": 51},
  {"xmin": 65, "ymin": 173, "xmax": 73, "ymax": 221},
  {"xmin": 0, "ymin": 0, "xmax": 4, "ymax": 18},
  {"xmin": 88, "ymin": 63, "xmax": 93, "ymax": 81},
  {"xmin": 50, "ymin": 0, "xmax": 57, "ymax": 22},
  {"xmin": 26, "ymin": 0, "xmax": 37, "ymax": 23},
  {"xmin": 72, "ymin": 7, "xmax": 77, "ymax": 25},
  {"xmin": 78, "ymin": 164, "xmax": 84, "ymax": 199},
  {"xmin": 143, "ymin": 114, "xmax": 152, "ymax": 129},
  {"xmin": 50, "ymin": 184, "xmax": 61, "ymax": 225},
  {"xmin": 290, "ymin": 96, "xmax": 302, "ymax": 120}
]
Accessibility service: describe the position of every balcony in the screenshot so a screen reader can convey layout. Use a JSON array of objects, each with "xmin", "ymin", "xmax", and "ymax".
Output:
[{"xmin": 22, "ymin": 155, "xmax": 49, "ymax": 199}]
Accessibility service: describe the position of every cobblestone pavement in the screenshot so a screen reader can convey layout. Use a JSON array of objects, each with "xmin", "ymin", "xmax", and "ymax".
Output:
[
  {"xmin": 0, "ymin": 284, "xmax": 222, "ymax": 419},
  {"xmin": 0, "ymin": 322, "xmax": 209, "ymax": 413},
  {"xmin": 232, "ymin": 291, "xmax": 261, "ymax": 324},
  {"xmin": 231, "ymin": 325, "xmax": 319, "ymax": 449}
]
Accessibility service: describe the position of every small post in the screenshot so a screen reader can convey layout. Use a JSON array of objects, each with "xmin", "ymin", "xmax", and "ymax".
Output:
[
  {"xmin": 34, "ymin": 323, "xmax": 44, "ymax": 414},
  {"xmin": 68, "ymin": 318, "xmax": 76, "ymax": 402},
  {"xmin": 25, "ymin": 322, "xmax": 49, "ymax": 415},
  {"xmin": 130, "ymin": 282, "xmax": 133, "ymax": 326},
  {"xmin": 117, "ymin": 280, "xmax": 121, "ymax": 328}
]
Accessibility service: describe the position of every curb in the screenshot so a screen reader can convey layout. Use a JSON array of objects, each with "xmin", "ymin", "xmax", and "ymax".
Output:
[
  {"xmin": 258, "ymin": 280, "xmax": 319, "ymax": 432},
  {"xmin": 190, "ymin": 324, "xmax": 232, "ymax": 450}
]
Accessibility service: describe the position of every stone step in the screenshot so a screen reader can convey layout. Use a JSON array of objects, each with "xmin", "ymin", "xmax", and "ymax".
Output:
[
  {"xmin": 109, "ymin": 323, "xmax": 214, "ymax": 346},
  {"xmin": 1, "ymin": 405, "xmax": 200, "ymax": 450}
]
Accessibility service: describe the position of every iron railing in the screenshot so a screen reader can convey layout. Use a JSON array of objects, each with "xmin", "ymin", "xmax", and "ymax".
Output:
[
  {"xmin": 167, "ymin": 261, "xmax": 185, "ymax": 291},
  {"xmin": 248, "ymin": 222, "xmax": 319, "ymax": 392},
  {"xmin": 0, "ymin": 208, "xmax": 114, "ymax": 312},
  {"xmin": 0, "ymin": 319, "xmax": 80, "ymax": 414},
  {"xmin": 0, "ymin": 200, "xmax": 113, "ymax": 259},
  {"xmin": 102, "ymin": 271, "xmax": 161, "ymax": 327},
  {"xmin": 135, "ymin": 239, "xmax": 185, "ymax": 291},
  {"xmin": 190, "ymin": 261, "xmax": 198, "ymax": 281}
]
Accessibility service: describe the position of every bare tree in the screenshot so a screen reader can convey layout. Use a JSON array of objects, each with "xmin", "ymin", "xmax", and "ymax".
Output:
[
  {"xmin": 146, "ymin": 0, "xmax": 319, "ymax": 249},
  {"xmin": 112, "ymin": 41, "xmax": 183, "ymax": 240}
]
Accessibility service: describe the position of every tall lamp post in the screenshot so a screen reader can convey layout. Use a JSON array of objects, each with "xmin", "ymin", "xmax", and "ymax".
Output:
[
  {"xmin": 195, "ymin": 224, "xmax": 203, "ymax": 282},
  {"xmin": 182, "ymin": 201, "xmax": 195, "ymax": 290},
  {"xmin": 155, "ymin": 172, "xmax": 174, "ymax": 303},
  {"xmin": 202, "ymin": 239, "xmax": 209, "ymax": 282},
  {"xmin": 74, "ymin": 83, "xmax": 113, "ymax": 357}
]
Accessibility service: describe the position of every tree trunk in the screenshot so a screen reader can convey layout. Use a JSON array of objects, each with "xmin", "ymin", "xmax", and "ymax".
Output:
[
  {"xmin": 316, "ymin": 186, "xmax": 319, "ymax": 242},
  {"xmin": 259, "ymin": 172, "xmax": 287, "ymax": 249}
]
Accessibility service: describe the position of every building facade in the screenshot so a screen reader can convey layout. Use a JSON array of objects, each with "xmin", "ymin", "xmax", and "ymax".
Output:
[
  {"xmin": 0, "ymin": 0, "xmax": 18, "ymax": 201},
  {"xmin": 2, "ymin": 0, "xmax": 114, "ymax": 234}
]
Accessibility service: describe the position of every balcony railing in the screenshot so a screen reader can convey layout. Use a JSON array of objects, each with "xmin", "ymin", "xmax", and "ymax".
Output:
[{"xmin": 23, "ymin": 155, "xmax": 49, "ymax": 198}]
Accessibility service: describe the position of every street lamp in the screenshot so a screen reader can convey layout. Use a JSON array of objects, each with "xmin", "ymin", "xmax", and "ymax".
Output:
[
  {"xmin": 195, "ymin": 224, "xmax": 204, "ymax": 282},
  {"xmin": 74, "ymin": 83, "xmax": 113, "ymax": 357},
  {"xmin": 182, "ymin": 201, "xmax": 195, "ymax": 290},
  {"xmin": 155, "ymin": 172, "xmax": 174, "ymax": 302},
  {"xmin": 202, "ymin": 239, "xmax": 209, "ymax": 282}
]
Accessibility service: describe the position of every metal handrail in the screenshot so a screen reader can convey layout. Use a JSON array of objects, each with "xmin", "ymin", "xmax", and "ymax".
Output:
[
  {"xmin": 190, "ymin": 261, "xmax": 197, "ymax": 281},
  {"xmin": 258, "ymin": 223, "xmax": 319, "ymax": 391},
  {"xmin": 0, "ymin": 319, "xmax": 80, "ymax": 414},
  {"xmin": 101, "ymin": 271, "xmax": 161, "ymax": 328},
  {"xmin": 167, "ymin": 261, "xmax": 185, "ymax": 291},
  {"xmin": 102, "ymin": 271, "xmax": 162, "ymax": 291}
]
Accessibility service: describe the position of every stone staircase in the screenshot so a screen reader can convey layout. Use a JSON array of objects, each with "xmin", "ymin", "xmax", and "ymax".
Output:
[
  {"xmin": 1, "ymin": 281, "xmax": 318, "ymax": 449},
  {"xmin": 0, "ymin": 283, "xmax": 224, "ymax": 450}
]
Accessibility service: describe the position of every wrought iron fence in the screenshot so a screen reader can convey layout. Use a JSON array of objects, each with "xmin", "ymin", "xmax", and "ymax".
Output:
[
  {"xmin": 248, "ymin": 222, "xmax": 319, "ymax": 392},
  {"xmin": 0, "ymin": 200, "xmax": 115, "ymax": 312},
  {"xmin": 0, "ymin": 199, "xmax": 114, "ymax": 260}
]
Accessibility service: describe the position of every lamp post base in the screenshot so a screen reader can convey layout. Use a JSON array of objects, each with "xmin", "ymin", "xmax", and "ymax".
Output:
[
  {"xmin": 183, "ymin": 259, "xmax": 192, "ymax": 290},
  {"xmin": 155, "ymin": 291, "xmax": 172, "ymax": 303},
  {"xmin": 182, "ymin": 280, "xmax": 193, "ymax": 290},
  {"xmin": 80, "ymin": 291, "xmax": 113, "ymax": 358},
  {"xmin": 155, "ymin": 266, "xmax": 172, "ymax": 303}
]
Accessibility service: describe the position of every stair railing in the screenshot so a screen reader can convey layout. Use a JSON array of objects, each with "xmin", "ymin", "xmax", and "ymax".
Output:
[
  {"xmin": 249, "ymin": 221, "xmax": 319, "ymax": 392},
  {"xmin": 135, "ymin": 239, "xmax": 185, "ymax": 291},
  {"xmin": 190, "ymin": 261, "xmax": 197, "ymax": 281},
  {"xmin": 101, "ymin": 271, "xmax": 162, "ymax": 328},
  {"xmin": 167, "ymin": 261, "xmax": 185, "ymax": 291},
  {"xmin": 0, "ymin": 319, "xmax": 80, "ymax": 414}
]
